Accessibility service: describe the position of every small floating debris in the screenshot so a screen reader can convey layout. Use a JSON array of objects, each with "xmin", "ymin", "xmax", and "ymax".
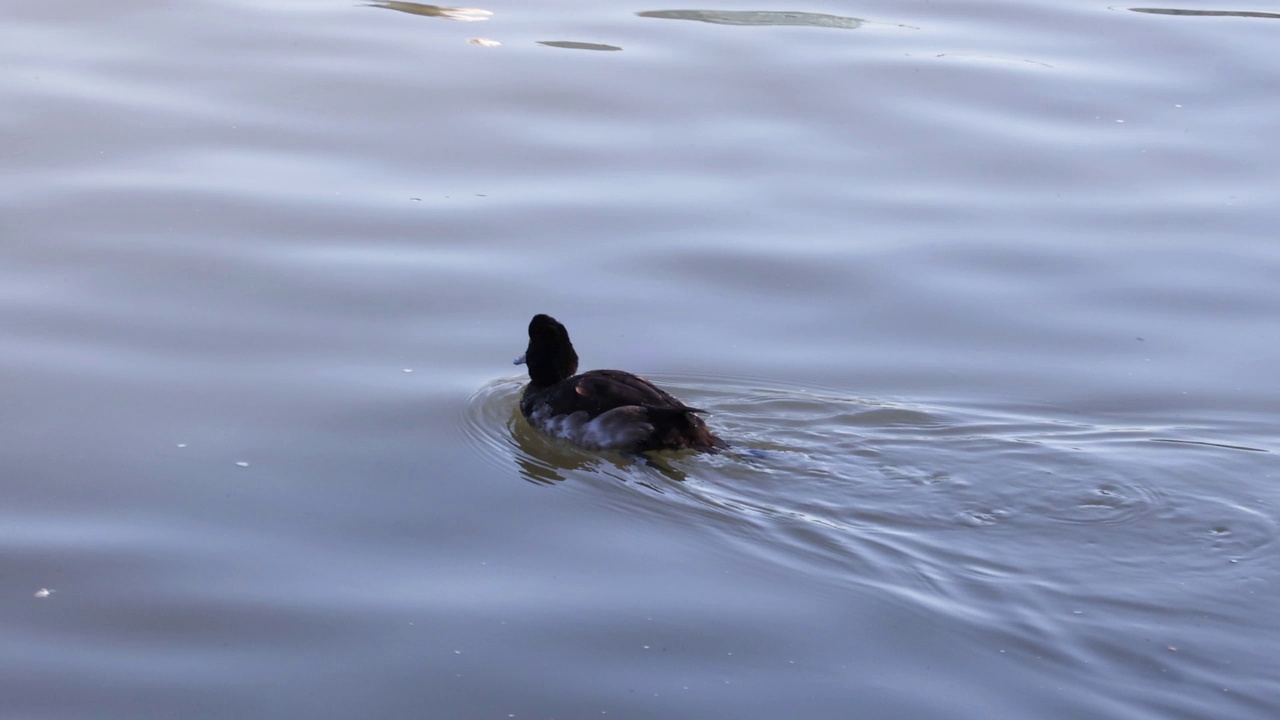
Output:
[
  {"xmin": 176, "ymin": 443, "xmax": 187, "ymax": 448},
  {"xmin": 403, "ymin": 368, "xmax": 414, "ymax": 373},
  {"xmin": 1130, "ymin": 8, "xmax": 1280, "ymax": 20},
  {"xmin": 368, "ymin": 2, "xmax": 493, "ymax": 21},
  {"xmin": 934, "ymin": 53, "xmax": 1054, "ymax": 68},
  {"xmin": 34, "ymin": 588, "xmax": 54, "ymax": 598},
  {"xmin": 1149, "ymin": 438, "xmax": 1268, "ymax": 453},
  {"xmin": 467, "ymin": 37, "xmax": 502, "ymax": 46},
  {"xmin": 236, "ymin": 461, "xmax": 250, "ymax": 468},
  {"xmin": 537, "ymin": 40, "xmax": 623, "ymax": 51},
  {"xmin": 637, "ymin": 9, "xmax": 864, "ymax": 29}
]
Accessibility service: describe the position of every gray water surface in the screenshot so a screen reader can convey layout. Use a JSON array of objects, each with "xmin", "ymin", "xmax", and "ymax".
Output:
[{"xmin": 3, "ymin": 0, "xmax": 1278, "ymax": 718}]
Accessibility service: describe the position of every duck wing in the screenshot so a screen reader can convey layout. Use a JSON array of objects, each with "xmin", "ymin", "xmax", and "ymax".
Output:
[
  {"xmin": 569, "ymin": 369, "xmax": 704, "ymax": 417},
  {"xmin": 521, "ymin": 369, "xmax": 726, "ymax": 453}
]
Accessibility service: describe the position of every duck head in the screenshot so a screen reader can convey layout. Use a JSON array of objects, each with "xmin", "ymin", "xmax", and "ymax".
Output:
[{"xmin": 514, "ymin": 314, "xmax": 580, "ymax": 386}]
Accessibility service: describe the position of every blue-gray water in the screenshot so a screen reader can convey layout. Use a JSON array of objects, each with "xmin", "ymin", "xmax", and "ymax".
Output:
[{"xmin": 3, "ymin": 0, "xmax": 1278, "ymax": 718}]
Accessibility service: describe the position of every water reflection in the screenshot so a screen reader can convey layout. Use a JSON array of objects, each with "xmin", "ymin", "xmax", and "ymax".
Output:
[
  {"xmin": 1148, "ymin": 437, "xmax": 1269, "ymax": 453},
  {"xmin": 538, "ymin": 41, "xmax": 624, "ymax": 51},
  {"xmin": 934, "ymin": 53, "xmax": 1054, "ymax": 69},
  {"xmin": 637, "ymin": 9, "xmax": 864, "ymax": 29},
  {"xmin": 367, "ymin": 2, "xmax": 493, "ymax": 21},
  {"xmin": 1130, "ymin": 7, "xmax": 1280, "ymax": 19},
  {"xmin": 510, "ymin": 417, "xmax": 690, "ymax": 486}
]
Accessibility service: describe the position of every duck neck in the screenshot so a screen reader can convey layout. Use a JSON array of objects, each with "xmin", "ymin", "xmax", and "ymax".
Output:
[{"xmin": 527, "ymin": 346, "xmax": 578, "ymax": 388}]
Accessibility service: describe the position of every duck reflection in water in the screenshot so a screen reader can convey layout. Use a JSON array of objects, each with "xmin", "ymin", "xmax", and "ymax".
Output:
[{"xmin": 508, "ymin": 412, "xmax": 690, "ymax": 488}]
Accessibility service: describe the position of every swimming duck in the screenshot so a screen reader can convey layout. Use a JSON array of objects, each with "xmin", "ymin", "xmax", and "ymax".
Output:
[{"xmin": 514, "ymin": 314, "xmax": 727, "ymax": 453}]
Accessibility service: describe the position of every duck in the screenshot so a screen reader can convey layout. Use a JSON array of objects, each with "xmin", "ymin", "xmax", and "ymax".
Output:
[{"xmin": 514, "ymin": 314, "xmax": 727, "ymax": 453}]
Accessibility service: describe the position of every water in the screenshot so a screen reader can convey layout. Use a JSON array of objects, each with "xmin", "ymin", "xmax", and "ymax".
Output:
[{"xmin": 3, "ymin": 0, "xmax": 1278, "ymax": 718}]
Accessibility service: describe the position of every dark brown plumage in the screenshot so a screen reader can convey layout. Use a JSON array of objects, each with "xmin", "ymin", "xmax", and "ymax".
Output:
[{"xmin": 514, "ymin": 314, "xmax": 727, "ymax": 453}]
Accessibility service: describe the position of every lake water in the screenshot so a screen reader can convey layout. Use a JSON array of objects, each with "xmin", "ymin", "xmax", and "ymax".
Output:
[{"xmin": 3, "ymin": 0, "xmax": 1278, "ymax": 717}]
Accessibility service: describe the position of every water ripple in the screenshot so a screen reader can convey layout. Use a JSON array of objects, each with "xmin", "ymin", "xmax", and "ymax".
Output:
[{"xmin": 464, "ymin": 373, "xmax": 1279, "ymax": 652}]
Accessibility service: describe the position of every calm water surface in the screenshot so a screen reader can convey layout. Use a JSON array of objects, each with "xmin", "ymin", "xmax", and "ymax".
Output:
[{"xmin": 3, "ymin": 0, "xmax": 1278, "ymax": 718}]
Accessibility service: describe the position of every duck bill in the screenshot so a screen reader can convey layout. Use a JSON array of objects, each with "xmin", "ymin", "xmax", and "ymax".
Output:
[{"xmin": 513, "ymin": 352, "xmax": 526, "ymax": 365}]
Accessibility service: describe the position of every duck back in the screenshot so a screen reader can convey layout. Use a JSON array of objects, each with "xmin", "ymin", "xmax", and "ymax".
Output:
[{"xmin": 521, "ymin": 370, "xmax": 727, "ymax": 453}]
